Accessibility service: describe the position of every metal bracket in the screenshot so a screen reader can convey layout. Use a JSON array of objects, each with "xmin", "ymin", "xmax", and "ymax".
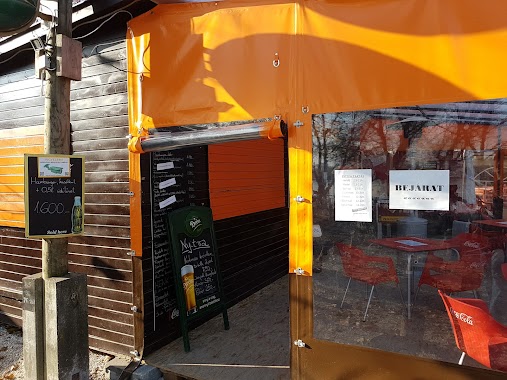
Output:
[
  {"xmin": 131, "ymin": 306, "xmax": 139, "ymax": 313},
  {"xmin": 293, "ymin": 120, "xmax": 304, "ymax": 128},
  {"xmin": 294, "ymin": 268, "xmax": 305, "ymax": 275},
  {"xmin": 273, "ymin": 52, "xmax": 280, "ymax": 68},
  {"xmin": 128, "ymin": 191, "xmax": 134, "ymax": 197},
  {"xmin": 127, "ymin": 250, "xmax": 136, "ymax": 256},
  {"xmin": 294, "ymin": 339, "xmax": 306, "ymax": 348},
  {"xmin": 129, "ymin": 350, "xmax": 140, "ymax": 358},
  {"xmin": 294, "ymin": 195, "xmax": 306, "ymax": 203}
]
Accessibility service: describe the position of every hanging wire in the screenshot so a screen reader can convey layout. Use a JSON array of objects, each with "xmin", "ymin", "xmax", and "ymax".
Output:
[
  {"xmin": 74, "ymin": 10, "xmax": 133, "ymax": 40},
  {"xmin": 72, "ymin": 0, "xmax": 138, "ymax": 32},
  {"xmin": 0, "ymin": 48, "xmax": 33, "ymax": 65},
  {"xmin": 82, "ymin": 39, "xmax": 124, "ymax": 58}
]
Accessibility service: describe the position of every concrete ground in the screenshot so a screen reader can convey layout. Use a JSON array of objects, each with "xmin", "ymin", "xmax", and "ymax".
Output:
[{"xmin": 145, "ymin": 276, "xmax": 290, "ymax": 380}]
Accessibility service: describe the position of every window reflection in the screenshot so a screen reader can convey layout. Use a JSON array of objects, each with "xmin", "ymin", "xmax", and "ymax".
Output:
[{"xmin": 313, "ymin": 99, "xmax": 507, "ymax": 372}]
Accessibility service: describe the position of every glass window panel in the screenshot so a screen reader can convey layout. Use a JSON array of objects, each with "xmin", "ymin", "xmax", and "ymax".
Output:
[{"xmin": 313, "ymin": 99, "xmax": 507, "ymax": 371}]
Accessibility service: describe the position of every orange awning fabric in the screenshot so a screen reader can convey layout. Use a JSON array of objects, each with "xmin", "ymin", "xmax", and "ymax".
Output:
[
  {"xmin": 127, "ymin": 0, "xmax": 295, "ymax": 136},
  {"xmin": 127, "ymin": 0, "xmax": 507, "ymax": 137},
  {"xmin": 126, "ymin": 0, "xmax": 507, "ymax": 269}
]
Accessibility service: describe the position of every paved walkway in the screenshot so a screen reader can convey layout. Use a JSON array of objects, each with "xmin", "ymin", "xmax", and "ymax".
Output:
[{"xmin": 146, "ymin": 276, "xmax": 290, "ymax": 380}]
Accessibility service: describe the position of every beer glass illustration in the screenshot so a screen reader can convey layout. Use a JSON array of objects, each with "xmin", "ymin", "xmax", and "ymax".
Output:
[{"xmin": 181, "ymin": 265, "xmax": 197, "ymax": 315}]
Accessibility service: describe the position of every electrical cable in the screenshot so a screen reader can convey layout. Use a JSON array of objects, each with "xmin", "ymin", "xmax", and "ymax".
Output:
[
  {"xmin": 83, "ymin": 39, "xmax": 124, "ymax": 58},
  {"xmin": 74, "ymin": 10, "xmax": 133, "ymax": 40},
  {"xmin": 82, "ymin": 39, "xmax": 148, "ymax": 75},
  {"xmin": 73, "ymin": 0, "xmax": 137, "ymax": 31},
  {"xmin": 0, "ymin": 48, "xmax": 33, "ymax": 65},
  {"xmin": 72, "ymin": 0, "xmax": 138, "ymax": 32}
]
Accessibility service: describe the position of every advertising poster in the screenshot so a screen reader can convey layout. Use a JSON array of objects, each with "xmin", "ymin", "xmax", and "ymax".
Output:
[
  {"xmin": 334, "ymin": 169, "xmax": 372, "ymax": 222},
  {"xmin": 167, "ymin": 206, "xmax": 225, "ymax": 316},
  {"xmin": 166, "ymin": 206, "xmax": 229, "ymax": 352},
  {"xmin": 389, "ymin": 170, "xmax": 449, "ymax": 211}
]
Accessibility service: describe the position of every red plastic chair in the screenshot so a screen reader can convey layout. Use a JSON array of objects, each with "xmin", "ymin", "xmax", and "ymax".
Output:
[
  {"xmin": 470, "ymin": 225, "xmax": 507, "ymax": 251},
  {"xmin": 439, "ymin": 291, "xmax": 507, "ymax": 371},
  {"xmin": 335, "ymin": 242, "xmax": 404, "ymax": 321},
  {"xmin": 415, "ymin": 233, "xmax": 492, "ymax": 300}
]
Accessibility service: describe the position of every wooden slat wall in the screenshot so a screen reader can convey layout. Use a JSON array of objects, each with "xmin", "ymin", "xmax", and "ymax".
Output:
[
  {"xmin": 70, "ymin": 36, "xmax": 133, "ymax": 355},
  {"xmin": 0, "ymin": 34, "xmax": 134, "ymax": 355},
  {"xmin": 0, "ymin": 65, "xmax": 44, "ymax": 228},
  {"xmin": 209, "ymin": 139, "xmax": 286, "ymax": 220},
  {"xmin": 0, "ymin": 62, "xmax": 46, "ymax": 326},
  {"xmin": 0, "ymin": 227, "xmax": 41, "ymax": 326}
]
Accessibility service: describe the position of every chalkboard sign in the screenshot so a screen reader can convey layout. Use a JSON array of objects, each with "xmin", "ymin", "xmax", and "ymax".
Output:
[
  {"xmin": 24, "ymin": 154, "xmax": 85, "ymax": 238},
  {"xmin": 147, "ymin": 147, "xmax": 209, "ymax": 322},
  {"xmin": 166, "ymin": 206, "xmax": 229, "ymax": 352}
]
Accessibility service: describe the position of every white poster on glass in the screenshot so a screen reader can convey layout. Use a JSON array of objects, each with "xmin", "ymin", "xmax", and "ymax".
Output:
[
  {"xmin": 334, "ymin": 169, "xmax": 372, "ymax": 222},
  {"xmin": 389, "ymin": 170, "xmax": 449, "ymax": 211}
]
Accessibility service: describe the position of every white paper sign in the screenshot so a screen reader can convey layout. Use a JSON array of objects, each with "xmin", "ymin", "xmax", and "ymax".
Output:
[
  {"xmin": 335, "ymin": 169, "xmax": 372, "ymax": 222},
  {"xmin": 159, "ymin": 195, "xmax": 176, "ymax": 209},
  {"xmin": 159, "ymin": 178, "xmax": 176, "ymax": 190},
  {"xmin": 389, "ymin": 170, "xmax": 449, "ymax": 211},
  {"xmin": 157, "ymin": 162, "xmax": 174, "ymax": 171}
]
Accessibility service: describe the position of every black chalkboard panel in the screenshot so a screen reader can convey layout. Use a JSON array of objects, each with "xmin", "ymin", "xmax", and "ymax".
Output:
[
  {"xmin": 24, "ymin": 154, "xmax": 85, "ymax": 238},
  {"xmin": 147, "ymin": 147, "xmax": 209, "ymax": 321},
  {"xmin": 166, "ymin": 206, "xmax": 229, "ymax": 351}
]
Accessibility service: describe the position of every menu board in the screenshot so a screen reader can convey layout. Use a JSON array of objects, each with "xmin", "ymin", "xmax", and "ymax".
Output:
[
  {"xmin": 334, "ymin": 169, "xmax": 372, "ymax": 222},
  {"xmin": 148, "ymin": 147, "xmax": 209, "ymax": 320},
  {"xmin": 24, "ymin": 154, "xmax": 85, "ymax": 238},
  {"xmin": 166, "ymin": 206, "xmax": 229, "ymax": 351}
]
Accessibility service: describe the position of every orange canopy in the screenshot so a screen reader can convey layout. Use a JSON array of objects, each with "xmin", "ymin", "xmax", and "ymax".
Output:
[
  {"xmin": 127, "ymin": 0, "xmax": 507, "ymax": 270},
  {"xmin": 127, "ymin": 0, "xmax": 507, "ymax": 136}
]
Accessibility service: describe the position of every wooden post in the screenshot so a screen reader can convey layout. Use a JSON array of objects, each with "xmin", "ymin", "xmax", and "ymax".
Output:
[
  {"xmin": 24, "ymin": 3, "xmax": 89, "ymax": 379},
  {"xmin": 42, "ymin": 0, "xmax": 72, "ymax": 279}
]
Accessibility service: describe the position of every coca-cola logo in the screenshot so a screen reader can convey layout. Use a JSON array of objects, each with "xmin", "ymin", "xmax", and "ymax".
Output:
[
  {"xmin": 450, "ymin": 307, "xmax": 473, "ymax": 325},
  {"xmin": 464, "ymin": 241, "xmax": 481, "ymax": 249}
]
